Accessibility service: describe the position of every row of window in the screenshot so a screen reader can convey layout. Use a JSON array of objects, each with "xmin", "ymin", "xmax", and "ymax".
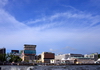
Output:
[{"xmin": 24, "ymin": 50, "xmax": 36, "ymax": 54}]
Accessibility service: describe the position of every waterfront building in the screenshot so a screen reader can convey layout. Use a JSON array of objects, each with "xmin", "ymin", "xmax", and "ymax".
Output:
[
  {"xmin": 0, "ymin": 48, "xmax": 6, "ymax": 54},
  {"xmin": 0, "ymin": 48, "xmax": 6, "ymax": 62},
  {"xmin": 50, "ymin": 59, "xmax": 61, "ymax": 64},
  {"xmin": 40, "ymin": 52, "xmax": 55, "ymax": 63},
  {"xmin": 55, "ymin": 53, "xmax": 84, "ymax": 60},
  {"xmin": 11, "ymin": 50, "xmax": 20, "ymax": 56},
  {"xmin": 54, "ymin": 53, "xmax": 92, "ymax": 64},
  {"xmin": 84, "ymin": 53, "xmax": 98, "ymax": 61},
  {"xmin": 54, "ymin": 53, "xmax": 96, "ymax": 64},
  {"xmin": 11, "ymin": 50, "xmax": 19, "ymax": 54},
  {"xmin": 67, "ymin": 57, "xmax": 94, "ymax": 64},
  {"xmin": 21, "ymin": 44, "xmax": 36, "ymax": 62}
]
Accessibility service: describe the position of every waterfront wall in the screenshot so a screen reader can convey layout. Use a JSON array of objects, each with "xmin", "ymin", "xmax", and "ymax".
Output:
[{"xmin": 0, "ymin": 65, "xmax": 100, "ymax": 70}]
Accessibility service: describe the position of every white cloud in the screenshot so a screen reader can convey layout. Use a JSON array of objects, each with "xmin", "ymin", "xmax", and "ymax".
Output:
[
  {"xmin": 0, "ymin": 9, "xmax": 28, "ymax": 32},
  {"xmin": 0, "ymin": 0, "xmax": 8, "ymax": 8},
  {"xmin": 26, "ymin": 19, "xmax": 43, "ymax": 25},
  {"xmin": 0, "ymin": 2, "xmax": 100, "ymax": 54},
  {"xmin": 25, "ymin": 10, "xmax": 100, "ymax": 30},
  {"xmin": 49, "ymin": 48, "xmax": 57, "ymax": 52},
  {"xmin": 65, "ymin": 46, "xmax": 76, "ymax": 51}
]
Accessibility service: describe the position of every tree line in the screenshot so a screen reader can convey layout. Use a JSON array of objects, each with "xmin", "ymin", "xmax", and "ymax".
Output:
[{"xmin": 0, "ymin": 53, "xmax": 22, "ymax": 63}]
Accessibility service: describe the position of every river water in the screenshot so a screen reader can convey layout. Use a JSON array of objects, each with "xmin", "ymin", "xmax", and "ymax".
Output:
[{"xmin": 0, "ymin": 65, "xmax": 100, "ymax": 70}]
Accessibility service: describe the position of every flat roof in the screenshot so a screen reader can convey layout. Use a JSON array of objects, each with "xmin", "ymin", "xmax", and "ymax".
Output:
[{"xmin": 24, "ymin": 44, "xmax": 36, "ymax": 46}]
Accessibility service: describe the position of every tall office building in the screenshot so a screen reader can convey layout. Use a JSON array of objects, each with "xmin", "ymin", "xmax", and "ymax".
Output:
[
  {"xmin": 0, "ymin": 48, "xmax": 6, "ymax": 62},
  {"xmin": 0, "ymin": 48, "xmax": 6, "ymax": 54},
  {"xmin": 22, "ymin": 44, "xmax": 36, "ymax": 61}
]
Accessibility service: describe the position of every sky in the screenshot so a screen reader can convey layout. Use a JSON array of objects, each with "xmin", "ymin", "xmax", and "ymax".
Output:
[{"xmin": 0, "ymin": 0, "xmax": 100, "ymax": 55}]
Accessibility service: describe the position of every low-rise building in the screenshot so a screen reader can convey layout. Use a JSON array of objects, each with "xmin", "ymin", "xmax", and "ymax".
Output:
[
  {"xmin": 41, "ymin": 52, "xmax": 55, "ymax": 63},
  {"xmin": 11, "ymin": 50, "xmax": 20, "ymax": 56},
  {"xmin": 84, "ymin": 53, "xmax": 98, "ymax": 61},
  {"xmin": 68, "ymin": 57, "xmax": 94, "ymax": 64},
  {"xmin": 55, "ymin": 53, "xmax": 84, "ymax": 60},
  {"xmin": 50, "ymin": 59, "xmax": 61, "ymax": 64},
  {"xmin": 11, "ymin": 50, "xmax": 19, "ymax": 54},
  {"xmin": 54, "ymin": 53, "xmax": 94, "ymax": 64}
]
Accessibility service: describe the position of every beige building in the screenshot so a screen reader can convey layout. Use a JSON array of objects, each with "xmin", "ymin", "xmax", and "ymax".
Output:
[
  {"xmin": 41, "ymin": 52, "xmax": 55, "ymax": 63},
  {"xmin": 67, "ymin": 57, "xmax": 94, "ymax": 64},
  {"xmin": 21, "ymin": 44, "xmax": 36, "ymax": 62}
]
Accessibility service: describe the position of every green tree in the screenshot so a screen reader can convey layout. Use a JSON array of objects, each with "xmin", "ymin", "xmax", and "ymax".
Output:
[
  {"xmin": 13, "ymin": 56, "xmax": 22, "ymax": 62},
  {"xmin": 0, "ymin": 53, "xmax": 22, "ymax": 63},
  {"xmin": 0, "ymin": 54, "xmax": 6, "ymax": 62},
  {"xmin": 6, "ymin": 53, "xmax": 22, "ymax": 62}
]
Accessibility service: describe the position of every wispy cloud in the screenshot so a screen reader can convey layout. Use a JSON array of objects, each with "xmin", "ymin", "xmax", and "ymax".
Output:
[
  {"xmin": 65, "ymin": 46, "xmax": 76, "ymax": 51},
  {"xmin": 0, "ymin": 0, "xmax": 100, "ymax": 54},
  {"xmin": 0, "ymin": 0, "xmax": 8, "ymax": 8},
  {"xmin": 49, "ymin": 48, "xmax": 57, "ymax": 52},
  {"xmin": 0, "ymin": 9, "xmax": 28, "ymax": 32},
  {"xmin": 25, "ymin": 10, "xmax": 100, "ymax": 30}
]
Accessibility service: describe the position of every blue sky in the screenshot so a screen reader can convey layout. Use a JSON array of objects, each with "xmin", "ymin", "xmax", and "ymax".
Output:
[{"xmin": 0, "ymin": 0, "xmax": 100, "ymax": 54}]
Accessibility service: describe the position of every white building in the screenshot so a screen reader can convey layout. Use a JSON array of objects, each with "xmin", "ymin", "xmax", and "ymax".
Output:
[
  {"xmin": 54, "ymin": 53, "xmax": 84, "ymax": 64},
  {"xmin": 55, "ymin": 53, "xmax": 84, "ymax": 60},
  {"xmin": 84, "ymin": 53, "xmax": 98, "ymax": 61},
  {"xmin": 53, "ymin": 53, "xmax": 95, "ymax": 64},
  {"xmin": 50, "ymin": 59, "xmax": 61, "ymax": 64}
]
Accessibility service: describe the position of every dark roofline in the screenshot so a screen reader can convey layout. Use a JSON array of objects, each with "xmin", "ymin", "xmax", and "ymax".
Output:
[{"xmin": 24, "ymin": 44, "xmax": 36, "ymax": 46}]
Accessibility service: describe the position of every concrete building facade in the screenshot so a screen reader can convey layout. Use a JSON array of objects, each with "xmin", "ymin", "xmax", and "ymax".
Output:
[
  {"xmin": 54, "ymin": 53, "xmax": 94, "ymax": 64},
  {"xmin": 53, "ymin": 53, "xmax": 97, "ymax": 64},
  {"xmin": 67, "ymin": 57, "xmax": 94, "ymax": 64},
  {"xmin": 21, "ymin": 44, "xmax": 36, "ymax": 62},
  {"xmin": 0, "ymin": 48, "xmax": 6, "ymax": 54},
  {"xmin": 41, "ymin": 52, "xmax": 55, "ymax": 63},
  {"xmin": 55, "ymin": 53, "xmax": 84, "ymax": 60},
  {"xmin": 11, "ymin": 50, "xmax": 19, "ymax": 54},
  {"xmin": 11, "ymin": 50, "xmax": 20, "ymax": 56},
  {"xmin": 84, "ymin": 53, "xmax": 98, "ymax": 61}
]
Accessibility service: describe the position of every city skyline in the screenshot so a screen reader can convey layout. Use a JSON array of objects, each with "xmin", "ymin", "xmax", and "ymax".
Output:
[{"xmin": 0, "ymin": 0, "xmax": 100, "ymax": 54}]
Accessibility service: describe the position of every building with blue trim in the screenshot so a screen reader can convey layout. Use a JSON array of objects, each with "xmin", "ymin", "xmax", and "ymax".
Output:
[{"xmin": 22, "ymin": 44, "xmax": 36, "ymax": 62}]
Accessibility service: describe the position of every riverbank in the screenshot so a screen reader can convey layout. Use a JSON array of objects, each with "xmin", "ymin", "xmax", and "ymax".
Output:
[
  {"xmin": 0, "ymin": 65, "xmax": 100, "ymax": 70},
  {"xmin": 0, "ymin": 62, "xmax": 100, "ymax": 66}
]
